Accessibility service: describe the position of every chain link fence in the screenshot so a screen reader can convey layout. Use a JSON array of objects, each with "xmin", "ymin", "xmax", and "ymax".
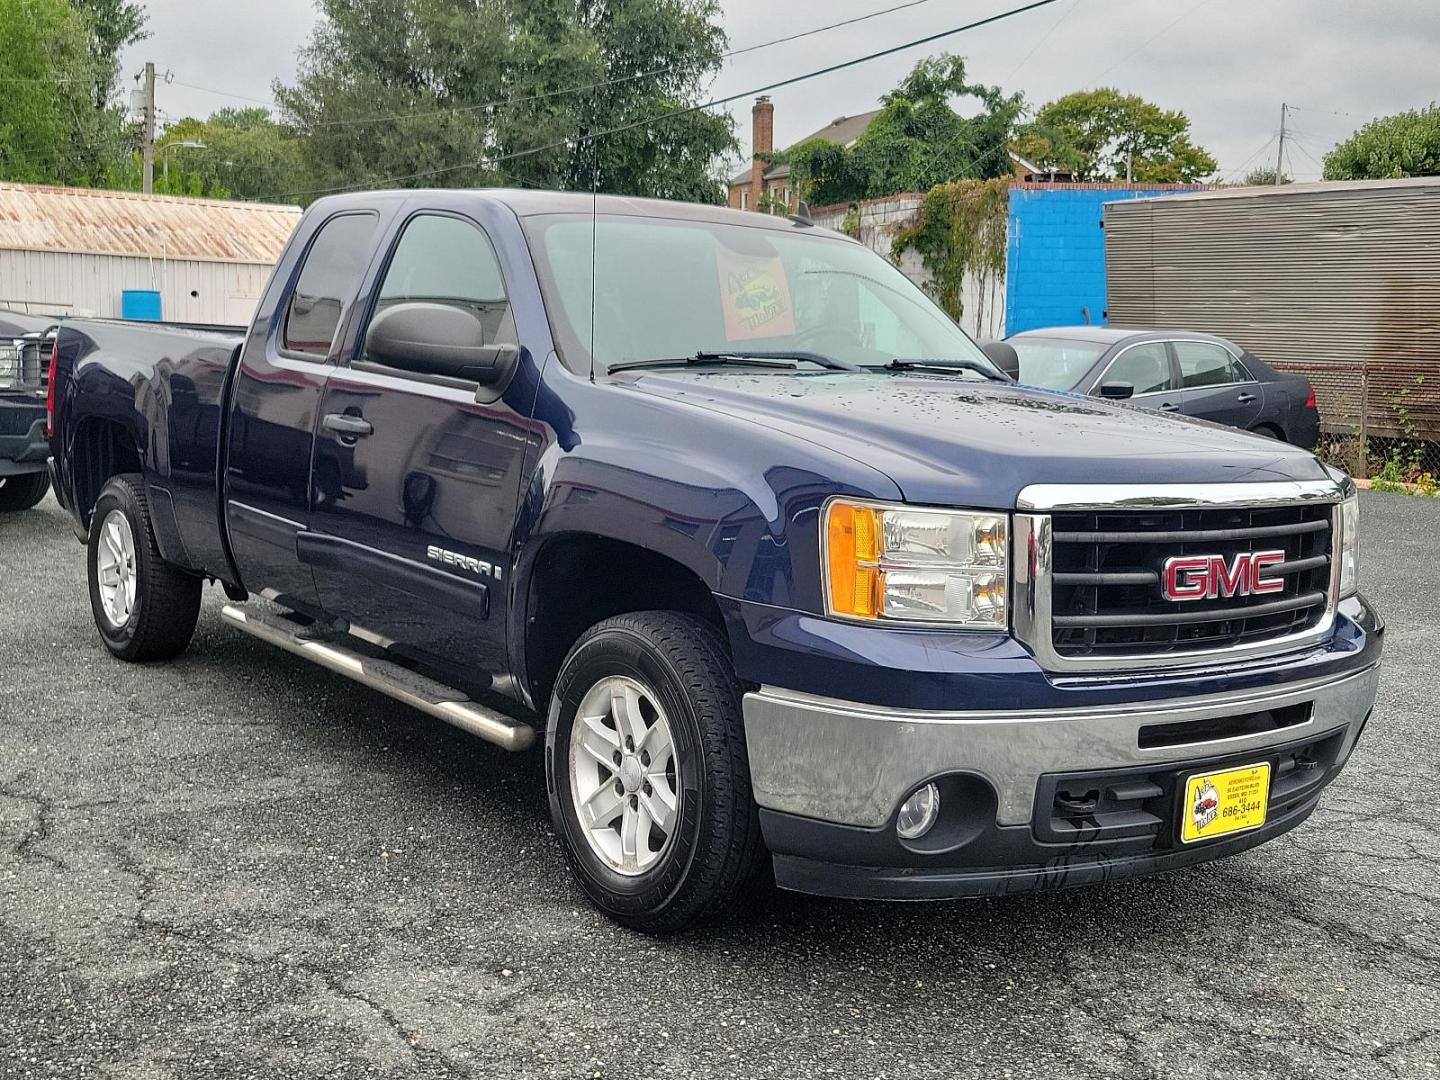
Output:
[{"xmin": 1270, "ymin": 359, "xmax": 1440, "ymax": 484}]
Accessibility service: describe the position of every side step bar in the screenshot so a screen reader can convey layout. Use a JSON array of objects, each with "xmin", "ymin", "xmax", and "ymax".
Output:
[{"xmin": 220, "ymin": 604, "xmax": 536, "ymax": 752}]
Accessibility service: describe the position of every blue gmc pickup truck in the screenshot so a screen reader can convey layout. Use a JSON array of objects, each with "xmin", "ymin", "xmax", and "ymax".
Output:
[{"xmin": 48, "ymin": 190, "xmax": 1382, "ymax": 931}]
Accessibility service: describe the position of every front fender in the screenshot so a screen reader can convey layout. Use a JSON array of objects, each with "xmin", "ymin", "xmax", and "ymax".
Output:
[{"xmin": 506, "ymin": 365, "xmax": 900, "ymax": 700}]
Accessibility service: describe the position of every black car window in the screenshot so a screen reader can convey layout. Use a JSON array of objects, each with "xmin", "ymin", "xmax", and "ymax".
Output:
[
  {"xmin": 282, "ymin": 213, "xmax": 379, "ymax": 358},
  {"xmin": 1174, "ymin": 341, "xmax": 1248, "ymax": 388},
  {"xmin": 369, "ymin": 214, "xmax": 515, "ymax": 351},
  {"xmin": 1100, "ymin": 342, "xmax": 1172, "ymax": 394}
]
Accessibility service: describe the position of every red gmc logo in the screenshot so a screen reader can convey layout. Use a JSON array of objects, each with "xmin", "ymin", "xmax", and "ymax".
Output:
[{"xmin": 1162, "ymin": 550, "xmax": 1286, "ymax": 602}]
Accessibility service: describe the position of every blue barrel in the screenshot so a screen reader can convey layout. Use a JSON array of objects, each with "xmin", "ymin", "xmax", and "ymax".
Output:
[{"xmin": 120, "ymin": 289, "xmax": 163, "ymax": 321}]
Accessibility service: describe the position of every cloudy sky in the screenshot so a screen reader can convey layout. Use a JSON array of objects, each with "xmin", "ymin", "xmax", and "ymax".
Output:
[{"xmin": 123, "ymin": 0, "xmax": 1439, "ymax": 184}]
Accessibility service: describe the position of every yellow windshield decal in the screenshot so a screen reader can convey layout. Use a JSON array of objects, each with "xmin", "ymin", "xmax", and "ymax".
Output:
[{"xmin": 718, "ymin": 250, "xmax": 795, "ymax": 341}]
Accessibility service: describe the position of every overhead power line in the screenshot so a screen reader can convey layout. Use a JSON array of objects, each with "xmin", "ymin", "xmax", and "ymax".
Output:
[
  {"xmin": 1000, "ymin": 0, "xmax": 1083, "ymax": 84},
  {"xmin": 1087, "ymin": 0, "xmax": 1217, "ymax": 86},
  {"xmin": 168, "ymin": 79, "xmax": 275, "ymax": 107},
  {"xmin": 1219, "ymin": 133, "xmax": 1278, "ymax": 184},
  {"xmin": 282, "ymin": 0, "xmax": 1064, "ymax": 199}
]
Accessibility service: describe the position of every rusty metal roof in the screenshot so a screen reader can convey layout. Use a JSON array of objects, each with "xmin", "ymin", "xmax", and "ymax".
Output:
[{"xmin": 0, "ymin": 182, "xmax": 301, "ymax": 265}]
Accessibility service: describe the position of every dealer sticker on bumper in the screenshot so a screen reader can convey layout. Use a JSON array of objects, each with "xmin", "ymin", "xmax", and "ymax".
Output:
[{"xmin": 1180, "ymin": 762, "xmax": 1271, "ymax": 844}]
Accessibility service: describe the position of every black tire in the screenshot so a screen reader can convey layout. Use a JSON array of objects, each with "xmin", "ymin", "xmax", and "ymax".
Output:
[
  {"xmin": 0, "ymin": 471, "xmax": 50, "ymax": 513},
  {"xmin": 545, "ymin": 611, "xmax": 766, "ymax": 933},
  {"xmin": 87, "ymin": 474, "xmax": 202, "ymax": 662},
  {"xmin": 1251, "ymin": 423, "xmax": 1285, "ymax": 441}
]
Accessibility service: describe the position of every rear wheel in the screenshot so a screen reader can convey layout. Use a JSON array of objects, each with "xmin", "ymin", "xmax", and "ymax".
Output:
[
  {"xmin": 0, "ymin": 471, "xmax": 49, "ymax": 512},
  {"xmin": 546, "ymin": 611, "xmax": 765, "ymax": 933},
  {"xmin": 1250, "ymin": 423, "xmax": 1285, "ymax": 441},
  {"xmin": 87, "ymin": 475, "xmax": 202, "ymax": 662}
]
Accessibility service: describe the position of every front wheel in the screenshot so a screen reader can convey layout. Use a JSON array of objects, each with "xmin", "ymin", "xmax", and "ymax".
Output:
[
  {"xmin": 87, "ymin": 475, "xmax": 202, "ymax": 662},
  {"xmin": 546, "ymin": 612, "xmax": 765, "ymax": 932},
  {"xmin": 0, "ymin": 471, "xmax": 50, "ymax": 512}
]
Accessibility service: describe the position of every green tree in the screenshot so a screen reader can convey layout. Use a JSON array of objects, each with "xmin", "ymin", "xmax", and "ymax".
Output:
[
  {"xmin": 276, "ymin": 0, "xmax": 734, "ymax": 203},
  {"xmin": 1012, "ymin": 88, "xmax": 1217, "ymax": 182},
  {"xmin": 160, "ymin": 109, "xmax": 310, "ymax": 200},
  {"xmin": 0, "ymin": 0, "xmax": 108, "ymax": 184},
  {"xmin": 69, "ymin": 0, "xmax": 147, "ymax": 109},
  {"xmin": 1241, "ymin": 167, "xmax": 1291, "ymax": 186},
  {"xmin": 107, "ymin": 108, "xmax": 314, "ymax": 202},
  {"xmin": 787, "ymin": 54, "xmax": 1023, "ymax": 205},
  {"xmin": 1324, "ymin": 104, "xmax": 1440, "ymax": 180},
  {"xmin": 0, "ymin": 0, "xmax": 145, "ymax": 187}
]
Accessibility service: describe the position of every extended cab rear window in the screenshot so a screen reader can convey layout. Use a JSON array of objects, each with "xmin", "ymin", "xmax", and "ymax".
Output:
[{"xmin": 283, "ymin": 212, "xmax": 379, "ymax": 358}]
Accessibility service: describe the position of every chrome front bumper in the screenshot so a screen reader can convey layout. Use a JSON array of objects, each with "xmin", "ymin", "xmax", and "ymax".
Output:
[{"xmin": 742, "ymin": 663, "xmax": 1381, "ymax": 829}]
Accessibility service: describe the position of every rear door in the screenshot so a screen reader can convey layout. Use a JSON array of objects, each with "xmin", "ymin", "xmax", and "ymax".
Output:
[
  {"xmin": 224, "ymin": 210, "xmax": 380, "ymax": 609},
  {"xmin": 305, "ymin": 209, "xmax": 537, "ymax": 680},
  {"xmin": 1171, "ymin": 339, "xmax": 1264, "ymax": 430}
]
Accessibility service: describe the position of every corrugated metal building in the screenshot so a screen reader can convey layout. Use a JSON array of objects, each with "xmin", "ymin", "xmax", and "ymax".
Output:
[
  {"xmin": 1103, "ymin": 178, "xmax": 1440, "ymax": 443},
  {"xmin": 0, "ymin": 183, "xmax": 301, "ymax": 325}
]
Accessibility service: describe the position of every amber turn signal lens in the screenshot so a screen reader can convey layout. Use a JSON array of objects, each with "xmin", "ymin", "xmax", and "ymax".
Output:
[{"xmin": 827, "ymin": 502, "xmax": 880, "ymax": 618}]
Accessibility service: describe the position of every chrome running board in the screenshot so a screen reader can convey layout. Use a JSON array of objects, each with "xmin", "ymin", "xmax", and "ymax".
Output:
[{"xmin": 220, "ymin": 604, "xmax": 535, "ymax": 752}]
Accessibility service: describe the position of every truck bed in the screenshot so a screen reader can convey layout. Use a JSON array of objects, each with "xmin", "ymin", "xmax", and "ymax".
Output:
[{"xmin": 53, "ymin": 318, "xmax": 248, "ymax": 577}]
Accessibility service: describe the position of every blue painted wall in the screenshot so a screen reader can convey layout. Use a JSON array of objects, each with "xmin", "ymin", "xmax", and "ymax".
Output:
[{"xmin": 1004, "ymin": 186, "xmax": 1203, "ymax": 336}]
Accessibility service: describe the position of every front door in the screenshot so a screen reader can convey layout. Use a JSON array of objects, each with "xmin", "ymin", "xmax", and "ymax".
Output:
[
  {"xmin": 306, "ymin": 211, "xmax": 536, "ymax": 683},
  {"xmin": 1092, "ymin": 340, "xmax": 1183, "ymax": 415},
  {"xmin": 1171, "ymin": 340, "xmax": 1264, "ymax": 430},
  {"xmin": 224, "ymin": 210, "xmax": 380, "ymax": 610}
]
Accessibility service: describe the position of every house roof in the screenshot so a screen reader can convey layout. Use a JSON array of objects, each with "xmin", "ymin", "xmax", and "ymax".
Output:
[
  {"xmin": 730, "ymin": 109, "xmax": 883, "ymax": 187},
  {"xmin": 0, "ymin": 182, "xmax": 302, "ymax": 265}
]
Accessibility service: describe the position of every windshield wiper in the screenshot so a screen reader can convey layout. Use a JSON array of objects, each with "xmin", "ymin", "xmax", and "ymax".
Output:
[
  {"xmin": 886, "ymin": 357, "xmax": 1008, "ymax": 382},
  {"xmin": 699, "ymin": 350, "xmax": 862, "ymax": 371},
  {"xmin": 610, "ymin": 350, "xmax": 858, "ymax": 374}
]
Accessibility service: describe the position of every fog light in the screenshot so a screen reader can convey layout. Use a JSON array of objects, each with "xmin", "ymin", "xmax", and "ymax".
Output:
[{"xmin": 896, "ymin": 783, "xmax": 940, "ymax": 840}]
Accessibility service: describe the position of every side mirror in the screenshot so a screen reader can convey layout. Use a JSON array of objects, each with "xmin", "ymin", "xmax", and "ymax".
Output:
[
  {"xmin": 1099, "ymin": 381, "xmax": 1135, "ymax": 400},
  {"xmin": 364, "ymin": 302, "xmax": 518, "ymax": 388},
  {"xmin": 979, "ymin": 340, "xmax": 1020, "ymax": 381}
]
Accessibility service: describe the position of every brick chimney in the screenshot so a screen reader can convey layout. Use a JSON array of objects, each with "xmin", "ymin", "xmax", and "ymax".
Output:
[{"xmin": 750, "ymin": 96, "xmax": 774, "ymax": 211}]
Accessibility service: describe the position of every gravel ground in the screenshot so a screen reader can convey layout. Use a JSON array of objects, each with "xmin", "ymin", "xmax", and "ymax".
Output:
[{"xmin": 1, "ymin": 490, "xmax": 1435, "ymax": 1080}]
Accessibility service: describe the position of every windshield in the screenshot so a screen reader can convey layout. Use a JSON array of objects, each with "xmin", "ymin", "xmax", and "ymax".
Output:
[
  {"xmin": 1009, "ymin": 337, "xmax": 1108, "ymax": 391},
  {"xmin": 523, "ymin": 213, "xmax": 998, "ymax": 376}
]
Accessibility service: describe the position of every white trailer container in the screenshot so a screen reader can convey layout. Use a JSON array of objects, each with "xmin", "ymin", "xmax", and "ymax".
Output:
[{"xmin": 0, "ymin": 183, "xmax": 300, "ymax": 326}]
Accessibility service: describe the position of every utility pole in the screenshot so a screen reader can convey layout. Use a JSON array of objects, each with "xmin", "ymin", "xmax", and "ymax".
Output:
[
  {"xmin": 141, "ymin": 62, "xmax": 156, "ymax": 194},
  {"xmin": 1274, "ymin": 102, "xmax": 1286, "ymax": 185}
]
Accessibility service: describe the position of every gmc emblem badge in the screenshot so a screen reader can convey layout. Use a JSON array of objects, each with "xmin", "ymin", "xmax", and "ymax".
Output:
[{"xmin": 1161, "ymin": 550, "xmax": 1285, "ymax": 602}]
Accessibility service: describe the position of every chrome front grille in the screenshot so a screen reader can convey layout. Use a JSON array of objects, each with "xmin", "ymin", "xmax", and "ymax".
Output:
[
  {"xmin": 0, "ymin": 335, "xmax": 51, "ymax": 392},
  {"xmin": 1048, "ymin": 503, "xmax": 1332, "ymax": 657},
  {"xmin": 19, "ymin": 337, "xmax": 49, "ymax": 390},
  {"xmin": 1013, "ymin": 481, "xmax": 1344, "ymax": 673}
]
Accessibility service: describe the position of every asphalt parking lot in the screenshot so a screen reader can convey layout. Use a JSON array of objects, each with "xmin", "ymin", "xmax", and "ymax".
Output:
[{"xmin": 1, "ymin": 490, "xmax": 1435, "ymax": 1080}]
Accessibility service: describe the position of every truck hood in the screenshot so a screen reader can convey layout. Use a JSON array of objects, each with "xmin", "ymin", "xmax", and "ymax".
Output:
[{"xmin": 623, "ymin": 371, "xmax": 1332, "ymax": 507}]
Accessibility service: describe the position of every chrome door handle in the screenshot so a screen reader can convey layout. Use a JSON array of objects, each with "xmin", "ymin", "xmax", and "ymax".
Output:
[
  {"xmin": 1237, "ymin": 392, "xmax": 1257, "ymax": 403},
  {"xmin": 1160, "ymin": 401, "xmax": 1181, "ymax": 412},
  {"xmin": 322, "ymin": 413, "xmax": 373, "ymax": 438}
]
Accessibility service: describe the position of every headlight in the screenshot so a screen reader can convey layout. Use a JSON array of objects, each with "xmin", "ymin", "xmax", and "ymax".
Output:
[
  {"xmin": 824, "ymin": 500, "xmax": 1007, "ymax": 627},
  {"xmin": 0, "ymin": 343, "xmax": 18, "ymax": 389},
  {"xmin": 1336, "ymin": 490, "xmax": 1359, "ymax": 599}
]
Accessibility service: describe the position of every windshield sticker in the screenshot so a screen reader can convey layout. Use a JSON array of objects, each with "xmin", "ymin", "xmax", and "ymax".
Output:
[{"xmin": 718, "ymin": 251, "xmax": 795, "ymax": 340}]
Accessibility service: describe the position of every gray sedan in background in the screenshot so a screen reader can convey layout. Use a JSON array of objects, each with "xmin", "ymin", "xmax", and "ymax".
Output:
[{"xmin": 998, "ymin": 326, "xmax": 1320, "ymax": 447}]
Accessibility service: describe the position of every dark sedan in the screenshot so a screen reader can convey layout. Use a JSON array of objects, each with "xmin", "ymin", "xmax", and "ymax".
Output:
[{"xmin": 1003, "ymin": 327, "xmax": 1319, "ymax": 447}]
